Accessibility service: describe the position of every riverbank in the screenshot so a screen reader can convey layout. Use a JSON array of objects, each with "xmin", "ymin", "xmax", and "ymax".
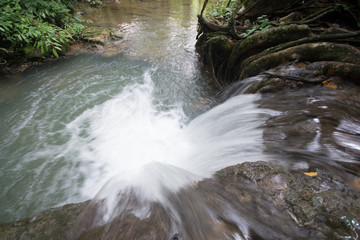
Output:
[
  {"xmin": 0, "ymin": 26, "xmax": 126, "ymax": 78},
  {"xmin": 0, "ymin": 1, "xmax": 123, "ymax": 79}
]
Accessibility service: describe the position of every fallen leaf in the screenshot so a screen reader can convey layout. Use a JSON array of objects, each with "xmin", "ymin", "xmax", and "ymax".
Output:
[
  {"xmin": 322, "ymin": 79, "xmax": 331, "ymax": 85},
  {"xmin": 327, "ymin": 84, "xmax": 338, "ymax": 90},
  {"xmin": 304, "ymin": 172, "xmax": 318, "ymax": 177}
]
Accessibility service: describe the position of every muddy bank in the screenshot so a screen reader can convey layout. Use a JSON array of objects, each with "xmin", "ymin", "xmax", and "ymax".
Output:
[{"xmin": 1, "ymin": 161, "xmax": 359, "ymax": 239}]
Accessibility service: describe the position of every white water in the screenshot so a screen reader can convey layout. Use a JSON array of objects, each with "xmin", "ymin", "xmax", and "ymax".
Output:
[{"xmin": 59, "ymin": 70, "xmax": 272, "ymax": 223}]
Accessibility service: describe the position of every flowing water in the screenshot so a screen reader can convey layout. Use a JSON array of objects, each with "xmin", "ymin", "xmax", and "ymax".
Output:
[{"xmin": 1, "ymin": 0, "xmax": 360, "ymax": 239}]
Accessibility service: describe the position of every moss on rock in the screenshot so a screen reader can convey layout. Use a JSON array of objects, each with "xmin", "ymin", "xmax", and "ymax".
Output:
[{"xmin": 82, "ymin": 27, "xmax": 111, "ymax": 45}]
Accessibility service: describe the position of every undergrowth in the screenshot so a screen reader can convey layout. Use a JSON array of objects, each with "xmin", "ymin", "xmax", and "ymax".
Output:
[
  {"xmin": 0, "ymin": 0, "xmax": 87, "ymax": 57},
  {"xmin": 206, "ymin": 0, "xmax": 236, "ymax": 20}
]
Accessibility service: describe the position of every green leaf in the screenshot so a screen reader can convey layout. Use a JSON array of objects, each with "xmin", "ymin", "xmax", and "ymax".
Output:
[{"xmin": 52, "ymin": 48, "xmax": 59, "ymax": 58}]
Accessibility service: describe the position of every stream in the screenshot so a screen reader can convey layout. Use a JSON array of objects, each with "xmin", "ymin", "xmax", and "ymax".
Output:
[{"xmin": 1, "ymin": 0, "xmax": 360, "ymax": 239}]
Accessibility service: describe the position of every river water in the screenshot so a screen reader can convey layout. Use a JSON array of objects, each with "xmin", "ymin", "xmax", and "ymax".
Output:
[{"xmin": 1, "ymin": 0, "xmax": 360, "ymax": 239}]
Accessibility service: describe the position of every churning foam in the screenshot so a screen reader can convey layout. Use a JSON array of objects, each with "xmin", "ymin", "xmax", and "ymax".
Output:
[
  {"xmin": 65, "ymin": 70, "xmax": 272, "ymax": 222},
  {"xmin": 66, "ymin": 70, "xmax": 194, "ymax": 197}
]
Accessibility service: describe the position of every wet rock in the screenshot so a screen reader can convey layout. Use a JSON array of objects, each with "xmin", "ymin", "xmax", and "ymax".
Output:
[
  {"xmin": 1, "ymin": 162, "xmax": 359, "ymax": 239},
  {"xmin": 110, "ymin": 29, "xmax": 125, "ymax": 40},
  {"xmin": 245, "ymin": 76, "xmax": 305, "ymax": 93},
  {"xmin": 213, "ymin": 162, "xmax": 360, "ymax": 238},
  {"xmin": 82, "ymin": 27, "xmax": 111, "ymax": 45},
  {"xmin": 0, "ymin": 201, "xmax": 90, "ymax": 240}
]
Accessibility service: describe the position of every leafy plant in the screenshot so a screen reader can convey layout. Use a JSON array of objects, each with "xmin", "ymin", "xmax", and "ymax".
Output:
[
  {"xmin": 335, "ymin": 3, "xmax": 349, "ymax": 11},
  {"xmin": 206, "ymin": 0, "xmax": 236, "ymax": 20},
  {"xmin": 0, "ymin": 0, "xmax": 85, "ymax": 58},
  {"xmin": 240, "ymin": 15, "xmax": 272, "ymax": 38},
  {"xmin": 84, "ymin": 0, "xmax": 103, "ymax": 7}
]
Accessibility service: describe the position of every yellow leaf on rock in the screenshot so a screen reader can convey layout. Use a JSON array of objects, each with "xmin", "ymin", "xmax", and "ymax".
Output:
[
  {"xmin": 327, "ymin": 84, "xmax": 338, "ymax": 90},
  {"xmin": 322, "ymin": 79, "xmax": 331, "ymax": 85},
  {"xmin": 304, "ymin": 172, "xmax": 318, "ymax": 177}
]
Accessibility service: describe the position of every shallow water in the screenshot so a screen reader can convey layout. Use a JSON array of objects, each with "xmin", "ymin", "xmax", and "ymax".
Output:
[{"xmin": 1, "ymin": 0, "xmax": 360, "ymax": 239}]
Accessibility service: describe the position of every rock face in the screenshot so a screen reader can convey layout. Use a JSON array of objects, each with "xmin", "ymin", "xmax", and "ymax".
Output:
[
  {"xmin": 1, "ymin": 162, "xmax": 359, "ymax": 239},
  {"xmin": 0, "ymin": 201, "xmax": 89, "ymax": 240},
  {"xmin": 211, "ymin": 162, "xmax": 360, "ymax": 239}
]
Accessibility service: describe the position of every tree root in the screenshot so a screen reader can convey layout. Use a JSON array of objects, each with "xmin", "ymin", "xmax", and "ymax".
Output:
[
  {"xmin": 228, "ymin": 0, "xmax": 245, "ymax": 40},
  {"xmin": 208, "ymin": 45, "xmax": 223, "ymax": 89},
  {"xmin": 196, "ymin": 33, "xmax": 234, "ymax": 88},
  {"xmin": 197, "ymin": 15, "xmax": 229, "ymax": 35},
  {"xmin": 237, "ymin": 30, "xmax": 360, "ymax": 79},
  {"xmin": 226, "ymin": 24, "xmax": 311, "ymax": 80},
  {"xmin": 196, "ymin": 0, "xmax": 360, "ymax": 88},
  {"xmin": 240, "ymin": 42, "xmax": 360, "ymax": 79},
  {"xmin": 298, "ymin": 6, "xmax": 337, "ymax": 24}
]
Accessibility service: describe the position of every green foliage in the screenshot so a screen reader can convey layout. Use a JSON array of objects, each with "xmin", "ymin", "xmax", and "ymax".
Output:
[
  {"xmin": 335, "ymin": 3, "xmax": 349, "ymax": 11},
  {"xmin": 0, "ymin": 0, "xmax": 85, "ymax": 57},
  {"xmin": 206, "ymin": 0, "xmax": 236, "ymax": 20},
  {"xmin": 240, "ymin": 15, "xmax": 271, "ymax": 38},
  {"xmin": 84, "ymin": 0, "xmax": 103, "ymax": 6}
]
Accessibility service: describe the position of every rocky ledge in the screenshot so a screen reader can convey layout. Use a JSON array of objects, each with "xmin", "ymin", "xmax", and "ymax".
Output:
[{"xmin": 1, "ymin": 161, "xmax": 359, "ymax": 239}]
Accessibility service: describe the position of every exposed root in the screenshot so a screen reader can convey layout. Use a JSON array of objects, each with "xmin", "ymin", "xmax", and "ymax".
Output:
[
  {"xmin": 208, "ymin": 45, "xmax": 223, "ymax": 89},
  {"xmin": 226, "ymin": 24, "xmax": 311, "ymax": 80},
  {"xmin": 240, "ymin": 42, "xmax": 360, "ymax": 79},
  {"xmin": 196, "ymin": 0, "xmax": 360, "ymax": 88},
  {"xmin": 298, "ymin": 6, "xmax": 337, "ymax": 24},
  {"xmin": 242, "ymin": 30, "xmax": 360, "ymax": 71},
  {"xmin": 262, "ymin": 71, "xmax": 324, "ymax": 83}
]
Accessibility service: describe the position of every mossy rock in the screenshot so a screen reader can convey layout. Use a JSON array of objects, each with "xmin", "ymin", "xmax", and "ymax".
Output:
[
  {"xmin": 82, "ymin": 27, "xmax": 111, "ymax": 45},
  {"xmin": 110, "ymin": 29, "xmax": 125, "ymax": 40}
]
